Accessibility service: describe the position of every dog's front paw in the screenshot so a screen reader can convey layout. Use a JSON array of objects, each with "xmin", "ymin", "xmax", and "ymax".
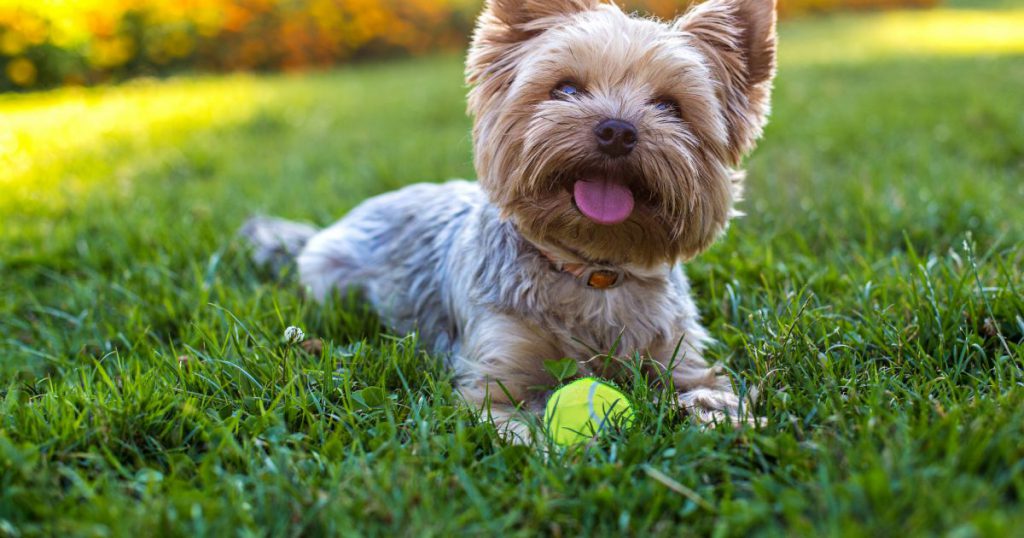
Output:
[
  {"xmin": 493, "ymin": 418, "xmax": 534, "ymax": 446},
  {"xmin": 677, "ymin": 388, "xmax": 760, "ymax": 428}
]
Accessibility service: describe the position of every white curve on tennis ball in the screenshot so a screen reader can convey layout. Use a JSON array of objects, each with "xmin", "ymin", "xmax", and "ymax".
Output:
[{"xmin": 588, "ymin": 382, "xmax": 625, "ymax": 434}]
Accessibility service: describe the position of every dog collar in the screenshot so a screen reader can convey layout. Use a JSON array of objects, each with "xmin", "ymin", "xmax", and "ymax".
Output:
[{"xmin": 537, "ymin": 248, "xmax": 624, "ymax": 290}]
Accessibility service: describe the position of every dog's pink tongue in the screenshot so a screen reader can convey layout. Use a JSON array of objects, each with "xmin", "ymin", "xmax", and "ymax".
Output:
[{"xmin": 573, "ymin": 178, "xmax": 634, "ymax": 225}]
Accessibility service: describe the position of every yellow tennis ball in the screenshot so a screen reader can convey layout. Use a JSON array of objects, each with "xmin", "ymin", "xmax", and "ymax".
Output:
[{"xmin": 544, "ymin": 377, "xmax": 634, "ymax": 445}]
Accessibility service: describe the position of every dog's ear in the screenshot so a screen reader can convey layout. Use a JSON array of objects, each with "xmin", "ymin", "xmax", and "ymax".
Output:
[
  {"xmin": 467, "ymin": 0, "xmax": 599, "ymax": 90},
  {"xmin": 676, "ymin": 0, "xmax": 777, "ymax": 163}
]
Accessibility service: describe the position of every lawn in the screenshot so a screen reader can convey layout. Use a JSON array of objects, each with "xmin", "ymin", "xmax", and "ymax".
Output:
[{"xmin": 2, "ymin": 6, "xmax": 1024, "ymax": 537}]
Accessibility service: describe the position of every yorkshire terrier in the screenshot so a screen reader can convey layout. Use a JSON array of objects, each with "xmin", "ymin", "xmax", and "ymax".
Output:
[{"xmin": 242, "ymin": 0, "xmax": 777, "ymax": 442}]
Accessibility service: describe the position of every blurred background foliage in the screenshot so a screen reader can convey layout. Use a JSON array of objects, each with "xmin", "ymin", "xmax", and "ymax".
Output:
[{"xmin": 0, "ymin": 0, "xmax": 940, "ymax": 92}]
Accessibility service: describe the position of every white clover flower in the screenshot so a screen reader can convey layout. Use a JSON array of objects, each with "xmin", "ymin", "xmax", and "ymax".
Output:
[{"xmin": 283, "ymin": 326, "xmax": 305, "ymax": 344}]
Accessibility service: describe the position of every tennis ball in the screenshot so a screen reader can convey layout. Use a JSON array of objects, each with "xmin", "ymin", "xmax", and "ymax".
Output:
[{"xmin": 544, "ymin": 377, "xmax": 634, "ymax": 445}]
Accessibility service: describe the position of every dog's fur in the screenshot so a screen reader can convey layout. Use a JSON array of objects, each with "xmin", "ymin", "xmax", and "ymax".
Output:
[{"xmin": 241, "ymin": 0, "xmax": 776, "ymax": 442}]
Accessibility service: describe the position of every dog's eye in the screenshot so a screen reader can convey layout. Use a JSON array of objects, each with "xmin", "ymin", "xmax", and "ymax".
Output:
[
  {"xmin": 653, "ymin": 99, "xmax": 681, "ymax": 118},
  {"xmin": 552, "ymin": 81, "xmax": 582, "ymax": 99}
]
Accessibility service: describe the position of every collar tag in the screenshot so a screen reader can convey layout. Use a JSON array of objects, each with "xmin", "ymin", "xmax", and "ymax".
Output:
[
  {"xmin": 586, "ymin": 269, "xmax": 620, "ymax": 289},
  {"xmin": 535, "ymin": 247, "xmax": 624, "ymax": 290}
]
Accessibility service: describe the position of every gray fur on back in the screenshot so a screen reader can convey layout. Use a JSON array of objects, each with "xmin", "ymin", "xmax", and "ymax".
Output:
[{"xmin": 281, "ymin": 181, "xmax": 706, "ymax": 383}]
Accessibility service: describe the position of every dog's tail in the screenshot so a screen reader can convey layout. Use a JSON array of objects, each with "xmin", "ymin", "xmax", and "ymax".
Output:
[{"xmin": 238, "ymin": 216, "xmax": 319, "ymax": 274}]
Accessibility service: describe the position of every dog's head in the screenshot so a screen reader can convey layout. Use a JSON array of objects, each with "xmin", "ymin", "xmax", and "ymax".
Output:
[{"xmin": 467, "ymin": 0, "xmax": 776, "ymax": 267}]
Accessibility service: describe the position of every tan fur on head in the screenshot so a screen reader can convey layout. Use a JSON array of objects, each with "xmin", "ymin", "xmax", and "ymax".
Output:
[
  {"xmin": 467, "ymin": 0, "xmax": 777, "ymax": 267},
  {"xmin": 485, "ymin": 0, "xmax": 599, "ymax": 28}
]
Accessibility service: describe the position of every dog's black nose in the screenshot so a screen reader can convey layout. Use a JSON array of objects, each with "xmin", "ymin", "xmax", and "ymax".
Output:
[{"xmin": 594, "ymin": 119, "xmax": 638, "ymax": 158}]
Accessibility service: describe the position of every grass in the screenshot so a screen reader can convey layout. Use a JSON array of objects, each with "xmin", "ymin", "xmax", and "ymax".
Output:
[{"xmin": 2, "ymin": 6, "xmax": 1024, "ymax": 537}]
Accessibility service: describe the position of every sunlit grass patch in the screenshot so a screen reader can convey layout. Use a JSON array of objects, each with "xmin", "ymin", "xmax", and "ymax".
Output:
[
  {"xmin": 0, "ymin": 75, "xmax": 270, "ymax": 213},
  {"xmin": 782, "ymin": 8, "xmax": 1024, "ymax": 65}
]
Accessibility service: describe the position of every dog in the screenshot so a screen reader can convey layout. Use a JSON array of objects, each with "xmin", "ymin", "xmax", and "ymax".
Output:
[{"xmin": 241, "ymin": 0, "xmax": 777, "ymax": 442}]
